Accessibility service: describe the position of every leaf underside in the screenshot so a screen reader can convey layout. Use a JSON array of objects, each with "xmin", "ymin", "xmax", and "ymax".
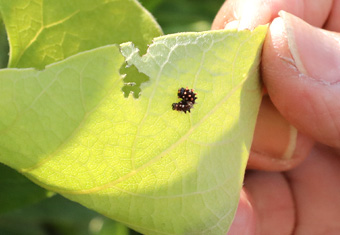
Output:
[
  {"xmin": 0, "ymin": 0, "xmax": 268, "ymax": 234},
  {"xmin": 0, "ymin": 24, "xmax": 267, "ymax": 234},
  {"xmin": 0, "ymin": 0, "xmax": 162, "ymax": 214}
]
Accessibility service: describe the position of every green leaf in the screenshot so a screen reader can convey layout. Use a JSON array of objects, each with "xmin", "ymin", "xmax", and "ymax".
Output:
[
  {"xmin": 0, "ymin": 163, "xmax": 50, "ymax": 214},
  {"xmin": 0, "ymin": 25, "xmax": 267, "ymax": 234},
  {"xmin": 0, "ymin": 0, "xmax": 162, "ymax": 69},
  {"xmin": 0, "ymin": 45, "xmax": 124, "ymax": 169},
  {"xmin": 0, "ymin": 0, "xmax": 162, "ymax": 212},
  {"xmin": 0, "ymin": 0, "xmax": 162, "ymax": 97}
]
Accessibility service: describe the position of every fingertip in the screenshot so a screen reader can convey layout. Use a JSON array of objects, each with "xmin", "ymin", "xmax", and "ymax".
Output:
[
  {"xmin": 244, "ymin": 171, "xmax": 295, "ymax": 234},
  {"xmin": 211, "ymin": 0, "xmax": 237, "ymax": 30},
  {"xmin": 262, "ymin": 12, "xmax": 340, "ymax": 148},
  {"xmin": 212, "ymin": 0, "xmax": 271, "ymax": 30},
  {"xmin": 228, "ymin": 190, "xmax": 256, "ymax": 235}
]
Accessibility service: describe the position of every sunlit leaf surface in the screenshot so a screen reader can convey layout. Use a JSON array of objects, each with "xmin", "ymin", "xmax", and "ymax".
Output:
[{"xmin": 0, "ymin": 25, "xmax": 266, "ymax": 234}]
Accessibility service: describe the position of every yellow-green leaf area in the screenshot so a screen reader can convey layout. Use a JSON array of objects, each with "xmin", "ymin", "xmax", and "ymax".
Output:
[
  {"xmin": 0, "ymin": 26, "xmax": 267, "ymax": 234},
  {"xmin": 0, "ymin": 0, "xmax": 162, "ymax": 69},
  {"xmin": 0, "ymin": 45, "xmax": 124, "ymax": 169}
]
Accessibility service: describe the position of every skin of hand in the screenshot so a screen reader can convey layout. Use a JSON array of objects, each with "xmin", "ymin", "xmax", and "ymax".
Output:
[{"xmin": 212, "ymin": 0, "xmax": 340, "ymax": 234}]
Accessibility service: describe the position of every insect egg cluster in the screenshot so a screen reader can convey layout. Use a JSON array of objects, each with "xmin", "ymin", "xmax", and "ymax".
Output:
[{"xmin": 172, "ymin": 87, "xmax": 197, "ymax": 113}]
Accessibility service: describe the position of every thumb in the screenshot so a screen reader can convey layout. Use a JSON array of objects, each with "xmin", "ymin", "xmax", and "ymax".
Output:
[{"xmin": 263, "ymin": 11, "xmax": 340, "ymax": 148}]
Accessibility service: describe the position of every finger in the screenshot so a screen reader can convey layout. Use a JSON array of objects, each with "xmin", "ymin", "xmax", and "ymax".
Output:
[
  {"xmin": 324, "ymin": 0, "xmax": 340, "ymax": 31},
  {"xmin": 227, "ymin": 190, "xmax": 256, "ymax": 235},
  {"xmin": 212, "ymin": 0, "xmax": 333, "ymax": 30},
  {"xmin": 212, "ymin": 0, "xmax": 329, "ymax": 171},
  {"xmin": 234, "ymin": 144, "xmax": 340, "ymax": 234},
  {"xmin": 286, "ymin": 144, "xmax": 340, "ymax": 233},
  {"xmin": 248, "ymin": 96, "xmax": 315, "ymax": 171},
  {"xmin": 234, "ymin": 171, "xmax": 295, "ymax": 234},
  {"xmin": 263, "ymin": 11, "xmax": 340, "ymax": 148}
]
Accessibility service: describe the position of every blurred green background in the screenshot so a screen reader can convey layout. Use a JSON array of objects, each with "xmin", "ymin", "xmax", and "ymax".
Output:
[
  {"xmin": 0, "ymin": 0, "xmax": 224, "ymax": 234},
  {"xmin": 140, "ymin": 0, "xmax": 223, "ymax": 34}
]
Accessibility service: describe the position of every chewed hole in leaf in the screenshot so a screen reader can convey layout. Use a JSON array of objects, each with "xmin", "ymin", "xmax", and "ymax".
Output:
[{"xmin": 120, "ymin": 63, "xmax": 150, "ymax": 98}]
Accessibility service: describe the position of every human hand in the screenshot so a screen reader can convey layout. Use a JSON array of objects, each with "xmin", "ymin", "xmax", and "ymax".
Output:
[{"xmin": 212, "ymin": 1, "xmax": 340, "ymax": 234}]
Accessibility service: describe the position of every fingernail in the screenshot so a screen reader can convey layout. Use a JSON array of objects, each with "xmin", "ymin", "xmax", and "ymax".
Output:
[
  {"xmin": 224, "ymin": 20, "xmax": 240, "ymax": 30},
  {"xmin": 237, "ymin": 0, "xmax": 272, "ymax": 30},
  {"xmin": 279, "ymin": 11, "xmax": 340, "ymax": 84},
  {"xmin": 252, "ymin": 96, "xmax": 297, "ymax": 161},
  {"xmin": 228, "ymin": 190, "xmax": 255, "ymax": 235},
  {"xmin": 237, "ymin": 0, "xmax": 259, "ymax": 30}
]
